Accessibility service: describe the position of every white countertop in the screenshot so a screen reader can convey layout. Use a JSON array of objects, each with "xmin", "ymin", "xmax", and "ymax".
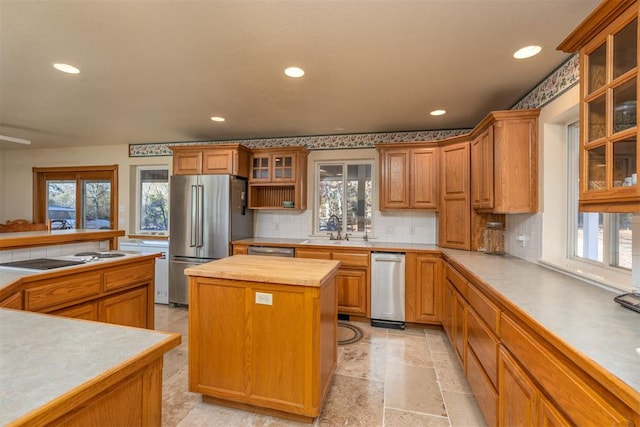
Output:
[{"xmin": 0, "ymin": 309, "xmax": 179, "ymax": 425}]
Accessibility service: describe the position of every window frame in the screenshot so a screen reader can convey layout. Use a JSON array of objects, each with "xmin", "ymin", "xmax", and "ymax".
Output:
[
  {"xmin": 134, "ymin": 165, "xmax": 169, "ymax": 236},
  {"xmin": 33, "ymin": 165, "xmax": 118, "ymax": 230},
  {"xmin": 313, "ymin": 159, "xmax": 374, "ymax": 238},
  {"xmin": 566, "ymin": 121, "xmax": 632, "ymax": 272}
]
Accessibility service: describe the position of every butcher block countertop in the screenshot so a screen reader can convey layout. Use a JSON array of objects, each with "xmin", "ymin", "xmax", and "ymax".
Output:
[{"xmin": 184, "ymin": 254, "xmax": 341, "ymax": 287}]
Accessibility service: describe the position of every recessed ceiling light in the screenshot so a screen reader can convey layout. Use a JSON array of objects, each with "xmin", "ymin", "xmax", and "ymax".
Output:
[
  {"xmin": 210, "ymin": 116, "xmax": 225, "ymax": 122},
  {"xmin": 284, "ymin": 66, "xmax": 305, "ymax": 78},
  {"xmin": 513, "ymin": 45, "xmax": 542, "ymax": 59},
  {"xmin": 430, "ymin": 110, "xmax": 446, "ymax": 116},
  {"xmin": 53, "ymin": 63, "xmax": 80, "ymax": 74}
]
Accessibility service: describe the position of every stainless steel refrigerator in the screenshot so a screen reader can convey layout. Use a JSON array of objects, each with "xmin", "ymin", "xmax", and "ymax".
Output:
[{"xmin": 169, "ymin": 174, "xmax": 253, "ymax": 305}]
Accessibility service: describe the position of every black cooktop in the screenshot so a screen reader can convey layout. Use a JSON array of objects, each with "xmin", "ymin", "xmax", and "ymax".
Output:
[{"xmin": 0, "ymin": 258, "xmax": 87, "ymax": 270}]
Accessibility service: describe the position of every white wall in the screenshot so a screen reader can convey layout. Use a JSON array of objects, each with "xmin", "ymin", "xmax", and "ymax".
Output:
[{"xmin": 0, "ymin": 144, "xmax": 171, "ymax": 232}]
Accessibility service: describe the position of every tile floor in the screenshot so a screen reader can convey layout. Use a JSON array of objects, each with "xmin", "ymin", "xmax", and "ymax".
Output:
[{"xmin": 154, "ymin": 304, "xmax": 487, "ymax": 427}]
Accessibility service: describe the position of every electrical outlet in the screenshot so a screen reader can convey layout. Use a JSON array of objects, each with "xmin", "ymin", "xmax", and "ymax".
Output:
[
  {"xmin": 255, "ymin": 292, "xmax": 273, "ymax": 305},
  {"xmin": 410, "ymin": 225, "xmax": 416, "ymax": 235},
  {"xmin": 386, "ymin": 226, "xmax": 394, "ymax": 234},
  {"xmin": 274, "ymin": 223, "xmax": 279, "ymax": 231},
  {"xmin": 517, "ymin": 234, "xmax": 527, "ymax": 248}
]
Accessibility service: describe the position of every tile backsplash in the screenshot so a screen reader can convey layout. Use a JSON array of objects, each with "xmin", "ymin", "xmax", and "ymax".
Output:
[
  {"xmin": 505, "ymin": 213, "xmax": 543, "ymax": 262},
  {"xmin": 255, "ymin": 210, "xmax": 438, "ymax": 244}
]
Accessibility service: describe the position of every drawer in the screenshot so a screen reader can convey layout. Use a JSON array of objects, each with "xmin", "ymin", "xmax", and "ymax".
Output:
[
  {"xmin": 467, "ymin": 283, "xmax": 500, "ymax": 335},
  {"xmin": 332, "ymin": 251, "xmax": 369, "ymax": 268},
  {"xmin": 466, "ymin": 308, "xmax": 499, "ymax": 387},
  {"xmin": 104, "ymin": 261, "xmax": 154, "ymax": 291},
  {"xmin": 445, "ymin": 263, "xmax": 467, "ymax": 296},
  {"xmin": 26, "ymin": 271, "xmax": 102, "ymax": 311},
  {"xmin": 501, "ymin": 314, "xmax": 631, "ymax": 426},
  {"xmin": 466, "ymin": 346, "xmax": 498, "ymax": 427},
  {"xmin": 296, "ymin": 249, "xmax": 331, "ymax": 260}
]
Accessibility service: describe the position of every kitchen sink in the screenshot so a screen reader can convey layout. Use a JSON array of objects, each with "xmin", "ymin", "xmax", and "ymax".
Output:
[{"xmin": 300, "ymin": 239, "xmax": 371, "ymax": 247}]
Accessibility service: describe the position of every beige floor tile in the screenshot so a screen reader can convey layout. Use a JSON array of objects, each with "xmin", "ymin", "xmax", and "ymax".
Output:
[
  {"xmin": 317, "ymin": 374, "xmax": 384, "ymax": 426},
  {"xmin": 335, "ymin": 338, "xmax": 387, "ymax": 382},
  {"xmin": 431, "ymin": 351, "xmax": 472, "ymax": 394},
  {"xmin": 384, "ymin": 408, "xmax": 450, "ymax": 427},
  {"xmin": 159, "ymin": 305, "xmax": 483, "ymax": 426},
  {"xmin": 162, "ymin": 368, "xmax": 201, "ymax": 427},
  {"xmin": 384, "ymin": 364, "xmax": 447, "ymax": 417},
  {"xmin": 386, "ymin": 334, "xmax": 433, "ymax": 368},
  {"xmin": 442, "ymin": 390, "xmax": 487, "ymax": 427}
]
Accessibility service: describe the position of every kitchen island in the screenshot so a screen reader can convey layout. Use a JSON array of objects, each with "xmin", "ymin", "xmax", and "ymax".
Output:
[
  {"xmin": 0, "ymin": 309, "xmax": 180, "ymax": 426},
  {"xmin": 185, "ymin": 255, "xmax": 341, "ymax": 423}
]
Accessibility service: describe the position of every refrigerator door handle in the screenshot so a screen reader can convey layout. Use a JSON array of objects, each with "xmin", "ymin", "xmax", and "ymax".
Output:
[
  {"xmin": 190, "ymin": 185, "xmax": 198, "ymax": 247},
  {"xmin": 197, "ymin": 185, "xmax": 204, "ymax": 247}
]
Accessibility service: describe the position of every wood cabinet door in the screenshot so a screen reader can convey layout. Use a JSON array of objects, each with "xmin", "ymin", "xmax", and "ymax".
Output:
[
  {"xmin": 411, "ymin": 148, "xmax": 438, "ymax": 209},
  {"xmin": 498, "ymin": 347, "xmax": 537, "ymax": 427},
  {"xmin": 336, "ymin": 268, "xmax": 367, "ymax": 315},
  {"xmin": 271, "ymin": 154, "xmax": 297, "ymax": 182},
  {"xmin": 99, "ymin": 287, "xmax": 148, "ymax": 328},
  {"xmin": 454, "ymin": 291, "xmax": 466, "ymax": 366},
  {"xmin": 173, "ymin": 151, "xmax": 203, "ymax": 175},
  {"xmin": 412, "ymin": 256, "xmax": 441, "ymax": 322},
  {"xmin": 250, "ymin": 155, "xmax": 271, "ymax": 181},
  {"xmin": 0, "ymin": 291, "xmax": 22, "ymax": 309},
  {"xmin": 53, "ymin": 301, "xmax": 99, "ymax": 321},
  {"xmin": 380, "ymin": 149, "xmax": 410, "ymax": 209},
  {"xmin": 439, "ymin": 141, "xmax": 471, "ymax": 249},
  {"xmin": 471, "ymin": 128, "xmax": 495, "ymax": 210},
  {"xmin": 442, "ymin": 281, "xmax": 455, "ymax": 343},
  {"xmin": 202, "ymin": 149, "xmax": 233, "ymax": 174}
]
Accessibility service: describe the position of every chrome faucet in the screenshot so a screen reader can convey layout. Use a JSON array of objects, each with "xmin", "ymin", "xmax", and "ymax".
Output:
[{"xmin": 327, "ymin": 214, "xmax": 342, "ymax": 240}]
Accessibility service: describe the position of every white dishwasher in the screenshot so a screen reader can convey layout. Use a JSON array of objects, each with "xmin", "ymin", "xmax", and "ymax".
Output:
[
  {"xmin": 370, "ymin": 252, "xmax": 405, "ymax": 329},
  {"xmin": 119, "ymin": 240, "xmax": 169, "ymax": 304}
]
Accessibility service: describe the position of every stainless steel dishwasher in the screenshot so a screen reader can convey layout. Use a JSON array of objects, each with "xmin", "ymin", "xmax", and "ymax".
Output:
[{"xmin": 370, "ymin": 252, "xmax": 405, "ymax": 329}]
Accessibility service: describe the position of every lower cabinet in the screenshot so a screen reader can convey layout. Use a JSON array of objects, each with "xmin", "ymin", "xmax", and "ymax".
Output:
[
  {"xmin": 99, "ymin": 287, "xmax": 149, "ymax": 328},
  {"xmin": 405, "ymin": 253, "xmax": 442, "ymax": 323},
  {"xmin": 335, "ymin": 268, "xmax": 367, "ymax": 315},
  {"xmin": 13, "ymin": 258, "xmax": 156, "ymax": 329},
  {"xmin": 442, "ymin": 260, "xmax": 638, "ymax": 427},
  {"xmin": 53, "ymin": 301, "xmax": 99, "ymax": 321},
  {"xmin": 296, "ymin": 248, "xmax": 369, "ymax": 316}
]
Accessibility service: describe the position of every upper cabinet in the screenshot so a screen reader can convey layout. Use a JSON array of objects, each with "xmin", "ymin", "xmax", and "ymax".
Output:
[
  {"xmin": 439, "ymin": 139, "xmax": 472, "ymax": 250},
  {"xmin": 377, "ymin": 142, "xmax": 439, "ymax": 210},
  {"xmin": 470, "ymin": 110, "xmax": 540, "ymax": 213},
  {"xmin": 170, "ymin": 144, "xmax": 251, "ymax": 178},
  {"xmin": 558, "ymin": 0, "xmax": 639, "ymax": 212},
  {"xmin": 249, "ymin": 147, "xmax": 309, "ymax": 209}
]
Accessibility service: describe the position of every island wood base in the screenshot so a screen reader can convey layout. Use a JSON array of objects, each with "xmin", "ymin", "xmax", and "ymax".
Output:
[{"xmin": 187, "ymin": 255, "xmax": 340, "ymax": 422}]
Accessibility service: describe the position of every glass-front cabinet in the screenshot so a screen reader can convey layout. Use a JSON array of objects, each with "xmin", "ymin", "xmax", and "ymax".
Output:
[{"xmin": 560, "ymin": 1, "xmax": 639, "ymax": 212}]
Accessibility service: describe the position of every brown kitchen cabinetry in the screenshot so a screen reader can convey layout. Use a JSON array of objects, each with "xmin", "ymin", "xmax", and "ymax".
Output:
[
  {"xmin": 376, "ymin": 142, "xmax": 439, "ymax": 210},
  {"xmin": 17, "ymin": 257, "xmax": 156, "ymax": 329},
  {"xmin": 405, "ymin": 253, "xmax": 442, "ymax": 323},
  {"xmin": 559, "ymin": 1, "xmax": 639, "ymax": 212},
  {"xmin": 296, "ymin": 247, "xmax": 369, "ymax": 316},
  {"xmin": 0, "ymin": 290, "xmax": 23, "ymax": 309},
  {"xmin": 249, "ymin": 147, "xmax": 309, "ymax": 210},
  {"xmin": 442, "ymin": 258, "xmax": 638, "ymax": 427},
  {"xmin": 170, "ymin": 144, "xmax": 251, "ymax": 178},
  {"xmin": 439, "ymin": 139, "xmax": 472, "ymax": 250},
  {"xmin": 470, "ymin": 110, "xmax": 540, "ymax": 213}
]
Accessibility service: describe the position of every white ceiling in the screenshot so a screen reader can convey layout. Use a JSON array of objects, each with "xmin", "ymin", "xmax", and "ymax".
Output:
[{"xmin": 0, "ymin": 0, "xmax": 600, "ymax": 150}]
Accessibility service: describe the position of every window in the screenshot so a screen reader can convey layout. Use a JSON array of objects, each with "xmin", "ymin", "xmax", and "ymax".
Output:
[
  {"xmin": 33, "ymin": 165, "xmax": 117, "ymax": 230},
  {"xmin": 136, "ymin": 166, "xmax": 169, "ymax": 235},
  {"xmin": 315, "ymin": 161, "xmax": 373, "ymax": 237},
  {"xmin": 567, "ymin": 122, "xmax": 632, "ymax": 270}
]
